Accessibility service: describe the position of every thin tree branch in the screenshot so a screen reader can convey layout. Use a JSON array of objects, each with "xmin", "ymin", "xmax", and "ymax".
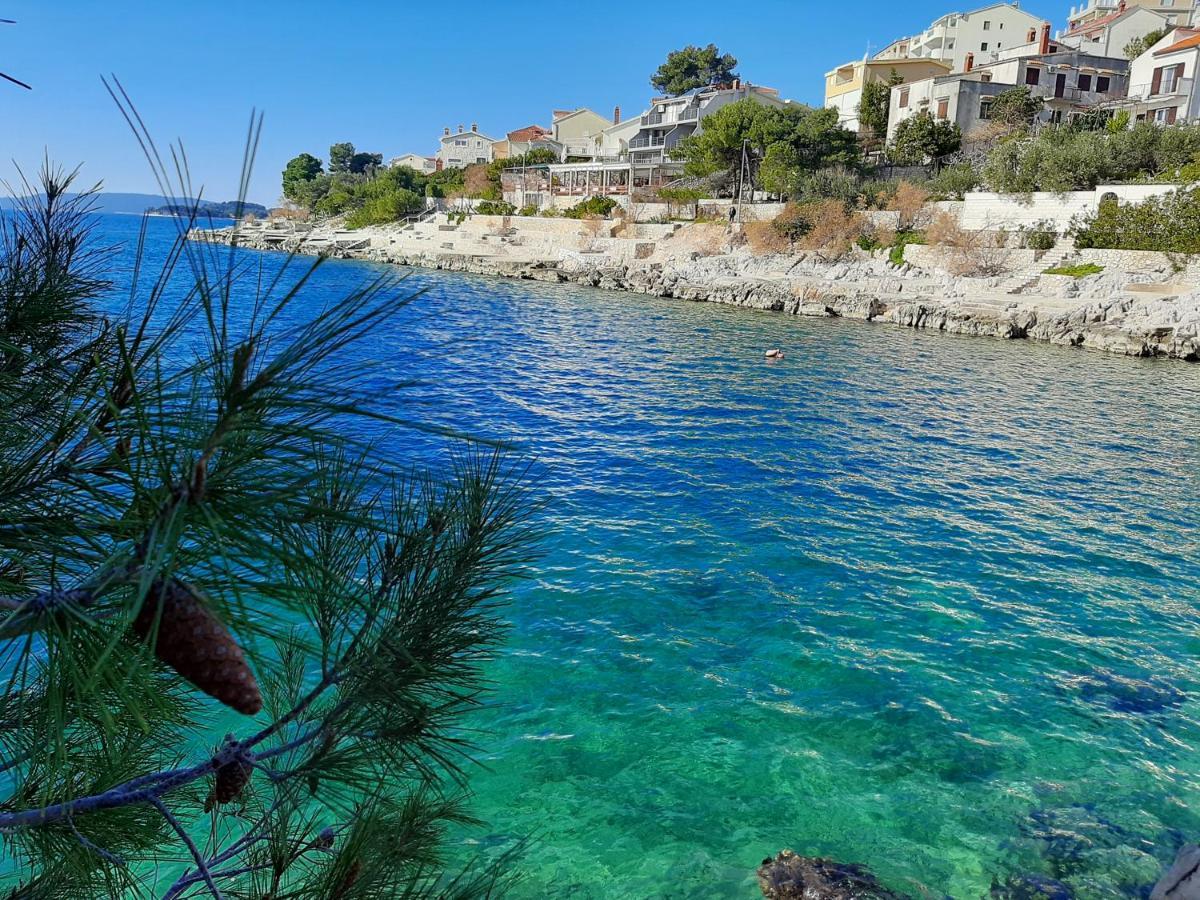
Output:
[{"xmin": 152, "ymin": 799, "xmax": 224, "ymax": 900}]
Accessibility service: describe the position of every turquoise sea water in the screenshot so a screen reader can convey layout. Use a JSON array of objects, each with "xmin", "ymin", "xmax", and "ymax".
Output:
[{"xmin": 103, "ymin": 216, "xmax": 1200, "ymax": 898}]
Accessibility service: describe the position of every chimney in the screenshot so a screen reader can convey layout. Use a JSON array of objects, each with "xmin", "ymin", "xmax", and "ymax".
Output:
[
  {"xmin": 1118, "ymin": 0, "xmax": 1126, "ymax": 10},
  {"xmin": 613, "ymin": 105, "xmax": 621, "ymax": 124},
  {"xmin": 436, "ymin": 158, "xmax": 444, "ymax": 172},
  {"xmin": 444, "ymin": 126, "xmax": 450, "ymax": 136},
  {"xmin": 458, "ymin": 124, "xmax": 464, "ymax": 133},
  {"xmin": 733, "ymin": 78, "xmax": 741, "ymax": 90},
  {"xmin": 964, "ymin": 52, "xmax": 975, "ymax": 72},
  {"xmin": 471, "ymin": 122, "xmax": 478, "ymax": 132},
  {"xmin": 1039, "ymin": 22, "xmax": 1051, "ymax": 54}
]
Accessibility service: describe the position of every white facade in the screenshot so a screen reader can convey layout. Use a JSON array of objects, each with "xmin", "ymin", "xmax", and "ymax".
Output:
[
  {"xmin": 593, "ymin": 115, "xmax": 644, "ymax": 159},
  {"xmin": 551, "ymin": 108, "xmax": 614, "ymax": 159},
  {"xmin": 1067, "ymin": 0, "xmax": 1195, "ymax": 31},
  {"xmin": 389, "ymin": 153, "xmax": 437, "ymax": 174},
  {"xmin": 1057, "ymin": 6, "xmax": 1175, "ymax": 56},
  {"xmin": 888, "ymin": 51, "xmax": 1131, "ymax": 142},
  {"xmin": 873, "ymin": 2, "xmax": 1050, "ymax": 72},
  {"xmin": 1124, "ymin": 28, "xmax": 1200, "ymax": 122},
  {"xmin": 436, "ymin": 125, "xmax": 496, "ymax": 169},
  {"xmin": 629, "ymin": 82, "xmax": 786, "ymax": 166}
]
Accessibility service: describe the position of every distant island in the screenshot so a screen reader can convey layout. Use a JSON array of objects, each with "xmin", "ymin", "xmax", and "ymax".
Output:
[{"xmin": 148, "ymin": 200, "xmax": 270, "ymax": 219}]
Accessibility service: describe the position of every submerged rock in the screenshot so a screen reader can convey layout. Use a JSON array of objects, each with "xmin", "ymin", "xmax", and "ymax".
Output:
[
  {"xmin": 991, "ymin": 874, "xmax": 1073, "ymax": 900},
  {"xmin": 757, "ymin": 849, "xmax": 906, "ymax": 899},
  {"xmin": 1151, "ymin": 845, "xmax": 1200, "ymax": 900}
]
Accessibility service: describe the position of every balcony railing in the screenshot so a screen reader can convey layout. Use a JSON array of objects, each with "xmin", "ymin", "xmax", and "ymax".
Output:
[
  {"xmin": 678, "ymin": 104, "xmax": 699, "ymax": 121},
  {"xmin": 642, "ymin": 111, "xmax": 664, "ymax": 125},
  {"xmin": 629, "ymin": 134, "xmax": 666, "ymax": 149},
  {"xmin": 1125, "ymin": 78, "xmax": 1194, "ymax": 102}
]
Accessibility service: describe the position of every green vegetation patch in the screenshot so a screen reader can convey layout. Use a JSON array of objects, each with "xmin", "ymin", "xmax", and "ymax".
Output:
[{"xmin": 1043, "ymin": 262, "xmax": 1105, "ymax": 277}]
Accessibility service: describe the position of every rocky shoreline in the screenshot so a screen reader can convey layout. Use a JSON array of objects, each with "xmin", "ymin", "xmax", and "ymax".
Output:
[{"xmin": 193, "ymin": 217, "xmax": 1200, "ymax": 362}]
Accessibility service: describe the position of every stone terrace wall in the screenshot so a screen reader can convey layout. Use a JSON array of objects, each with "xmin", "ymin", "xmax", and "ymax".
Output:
[{"xmin": 957, "ymin": 185, "xmax": 1182, "ymax": 231}]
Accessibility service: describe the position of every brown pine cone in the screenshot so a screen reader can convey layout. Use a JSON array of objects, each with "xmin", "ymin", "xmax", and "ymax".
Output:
[
  {"xmin": 132, "ymin": 579, "xmax": 262, "ymax": 715},
  {"xmin": 204, "ymin": 757, "xmax": 252, "ymax": 812}
]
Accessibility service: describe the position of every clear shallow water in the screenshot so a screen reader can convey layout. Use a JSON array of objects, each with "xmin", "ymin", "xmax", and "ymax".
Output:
[{"xmin": 102, "ymin": 216, "xmax": 1200, "ymax": 898}]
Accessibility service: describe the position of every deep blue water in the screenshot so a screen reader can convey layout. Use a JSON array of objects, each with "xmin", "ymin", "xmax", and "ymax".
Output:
[{"xmin": 99, "ymin": 215, "xmax": 1200, "ymax": 898}]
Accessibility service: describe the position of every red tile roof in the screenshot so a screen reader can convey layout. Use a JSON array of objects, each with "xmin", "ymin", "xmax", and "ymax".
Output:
[
  {"xmin": 507, "ymin": 125, "xmax": 551, "ymax": 142},
  {"xmin": 1070, "ymin": 6, "xmax": 1127, "ymax": 34}
]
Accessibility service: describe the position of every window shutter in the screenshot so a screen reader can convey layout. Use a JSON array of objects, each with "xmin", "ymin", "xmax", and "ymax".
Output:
[
  {"xmin": 1176, "ymin": 63, "xmax": 1186, "ymax": 87},
  {"xmin": 1167, "ymin": 106, "xmax": 1178, "ymax": 124},
  {"xmin": 1152, "ymin": 66, "xmax": 1163, "ymax": 94}
]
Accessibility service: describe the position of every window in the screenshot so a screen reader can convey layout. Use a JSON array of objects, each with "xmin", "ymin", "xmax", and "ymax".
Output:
[
  {"xmin": 1167, "ymin": 15, "xmax": 1178, "ymax": 25},
  {"xmin": 997, "ymin": 42, "xmax": 1002, "ymax": 48},
  {"xmin": 1154, "ymin": 106, "xmax": 1179, "ymax": 124},
  {"xmin": 454, "ymin": 139, "xmax": 467, "ymax": 146},
  {"xmin": 899, "ymin": 87, "xmax": 910, "ymax": 108},
  {"xmin": 981, "ymin": 42, "xmax": 988, "ymax": 50},
  {"xmin": 937, "ymin": 98, "xmax": 949, "ymax": 119},
  {"xmin": 983, "ymin": 19, "xmax": 991, "ymax": 29},
  {"xmin": 476, "ymin": 157, "xmax": 486, "ymax": 163},
  {"xmin": 1078, "ymin": 73, "xmax": 1092, "ymax": 91},
  {"xmin": 981, "ymin": 72, "xmax": 993, "ymax": 82},
  {"xmin": 1096, "ymin": 75, "xmax": 1110, "ymax": 92},
  {"xmin": 980, "ymin": 99, "xmax": 994, "ymax": 119},
  {"xmin": 1026, "ymin": 67, "xmax": 1041, "ymax": 85}
]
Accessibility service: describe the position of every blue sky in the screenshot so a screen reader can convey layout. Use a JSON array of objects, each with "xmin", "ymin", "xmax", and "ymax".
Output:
[{"xmin": 0, "ymin": 0, "xmax": 1061, "ymax": 204}]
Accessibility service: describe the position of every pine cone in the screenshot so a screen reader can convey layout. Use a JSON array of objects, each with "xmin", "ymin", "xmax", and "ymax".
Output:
[
  {"xmin": 204, "ymin": 757, "xmax": 251, "ymax": 812},
  {"xmin": 132, "ymin": 579, "xmax": 262, "ymax": 715}
]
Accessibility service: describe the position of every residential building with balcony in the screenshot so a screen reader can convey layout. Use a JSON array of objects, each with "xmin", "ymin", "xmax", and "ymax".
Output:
[
  {"xmin": 825, "ymin": 57, "xmax": 953, "ymax": 131},
  {"xmin": 551, "ymin": 108, "xmax": 614, "ymax": 160},
  {"xmin": 436, "ymin": 124, "xmax": 496, "ymax": 169},
  {"xmin": 872, "ymin": 2, "xmax": 1051, "ymax": 72},
  {"xmin": 1122, "ymin": 27, "xmax": 1200, "ymax": 122},
  {"xmin": 1066, "ymin": 0, "xmax": 1195, "ymax": 32},
  {"xmin": 626, "ymin": 81, "xmax": 785, "ymax": 167},
  {"xmin": 541, "ymin": 82, "xmax": 790, "ymax": 205},
  {"xmin": 1056, "ymin": 1, "xmax": 1176, "ymax": 55},
  {"xmin": 887, "ymin": 46, "xmax": 1130, "ymax": 142}
]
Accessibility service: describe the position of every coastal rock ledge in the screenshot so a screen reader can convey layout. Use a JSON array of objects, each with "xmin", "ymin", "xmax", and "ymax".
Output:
[{"xmin": 193, "ymin": 218, "xmax": 1200, "ymax": 363}]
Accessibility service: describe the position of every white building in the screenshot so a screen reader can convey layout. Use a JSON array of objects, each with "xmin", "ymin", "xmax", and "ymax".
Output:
[
  {"xmin": 1066, "ymin": 0, "xmax": 1195, "ymax": 32},
  {"xmin": 435, "ymin": 124, "xmax": 496, "ymax": 169},
  {"xmin": 888, "ymin": 46, "xmax": 1130, "ymax": 142},
  {"xmin": 389, "ymin": 153, "xmax": 437, "ymax": 174},
  {"xmin": 873, "ymin": 2, "xmax": 1051, "ymax": 72},
  {"xmin": 1057, "ymin": 2, "xmax": 1178, "ymax": 56},
  {"xmin": 542, "ymin": 82, "xmax": 789, "ymax": 204},
  {"xmin": 1123, "ymin": 27, "xmax": 1200, "ymax": 122},
  {"xmin": 550, "ymin": 108, "xmax": 614, "ymax": 160}
]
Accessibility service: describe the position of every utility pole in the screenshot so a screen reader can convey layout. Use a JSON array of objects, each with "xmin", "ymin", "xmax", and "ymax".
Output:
[{"xmin": 736, "ymin": 138, "xmax": 750, "ymax": 222}]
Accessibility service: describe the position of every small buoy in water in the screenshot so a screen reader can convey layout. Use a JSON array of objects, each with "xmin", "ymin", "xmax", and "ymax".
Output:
[{"xmin": 765, "ymin": 348, "xmax": 784, "ymax": 360}]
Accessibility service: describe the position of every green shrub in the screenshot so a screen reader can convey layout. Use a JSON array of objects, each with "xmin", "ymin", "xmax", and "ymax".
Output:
[
  {"xmin": 1022, "ymin": 221, "xmax": 1058, "ymax": 250},
  {"xmin": 888, "ymin": 229, "xmax": 926, "ymax": 266},
  {"xmin": 927, "ymin": 162, "xmax": 979, "ymax": 200},
  {"xmin": 1072, "ymin": 188, "xmax": 1200, "ymax": 252},
  {"xmin": 981, "ymin": 123, "xmax": 1200, "ymax": 192},
  {"xmin": 475, "ymin": 200, "xmax": 516, "ymax": 216},
  {"xmin": 563, "ymin": 196, "xmax": 618, "ymax": 219},
  {"xmin": 343, "ymin": 187, "xmax": 423, "ymax": 228},
  {"xmin": 517, "ymin": 204, "xmax": 538, "ymax": 217},
  {"xmin": 1044, "ymin": 262, "xmax": 1104, "ymax": 276}
]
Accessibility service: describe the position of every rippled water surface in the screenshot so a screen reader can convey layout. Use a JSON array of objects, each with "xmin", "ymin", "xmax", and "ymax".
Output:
[{"xmin": 107, "ymin": 217, "xmax": 1200, "ymax": 898}]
